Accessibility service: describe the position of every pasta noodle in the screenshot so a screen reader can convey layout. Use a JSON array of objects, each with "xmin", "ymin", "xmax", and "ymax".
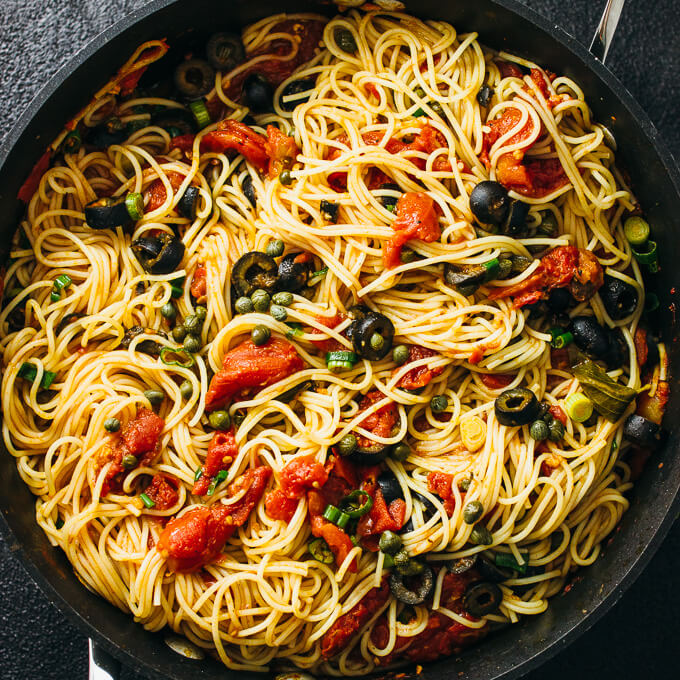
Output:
[{"xmin": 0, "ymin": 8, "xmax": 660, "ymax": 675}]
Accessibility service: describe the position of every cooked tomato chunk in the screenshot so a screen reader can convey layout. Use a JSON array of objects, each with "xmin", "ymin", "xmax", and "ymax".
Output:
[
  {"xmin": 205, "ymin": 337, "xmax": 304, "ymax": 410},
  {"xmin": 353, "ymin": 391, "xmax": 398, "ymax": 451},
  {"xmin": 144, "ymin": 473, "xmax": 179, "ymax": 511},
  {"xmin": 193, "ymin": 430, "xmax": 239, "ymax": 496},
  {"xmin": 394, "ymin": 345, "xmax": 444, "ymax": 390},
  {"xmin": 190, "ymin": 265, "xmax": 207, "ymax": 303}
]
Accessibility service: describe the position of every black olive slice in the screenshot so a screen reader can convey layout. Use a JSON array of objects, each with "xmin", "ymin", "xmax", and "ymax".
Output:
[
  {"xmin": 444, "ymin": 263, "xmax": 487, "ymax": 291},
  {"xmin": 464, "ymin": 581, "xmax": 503, "ymax": 616},
  {"xmin": 469, "ymin": 181, "xmax": 509, "ymax": 225},
  {"xmin": 121, "ymin": 326, "xmax": 165, "ymax": 356},
  {"xmin": 279, "ymin": 78, "xmax": 317, "ymax": 112},
  {"xmin": 623, "ymin": 414, "xmax": 665, "ymax": 449},
  {"xmin": 132, "ymin": 234, "xmax": 185, "ymax": 275},
  {"xmin": 389, "ymin": 566, "xmax": 434, "ymax": 605},
  {"xmin": 178, "ymin": 186, "xmax": 200, "ymax": 219},
  {"xmin": 277, "ymin": 253, "xmax": 312, "ymax": 293},
  {"xmin": 377, "ymin": 182, "xmax": 402, "ymax": 209},
  {"xmin": 350, "ymin": 311, "xmax": 395, "ymax": 361},
  {"xmin": 571, "ymin": 316, "xmax": 610, "ymax": 359},
  {"xmin": 174, "ymin": 58, "xmax": 215, "ymax": 99},
  {"xmin": 320, "ymin": 199, "xmax": 339, "ymax": 223},
  {"xmin": 377, "ymin": 469, "xmax": 404, "ymax": 504},
  {"xmin": 502, "ymin": 198, "xmax": 530, "ymax": 236},
  {"xmin": 494, "ymin": 387, "xmax": 540, "ymax": 426},
  {"xmin": 600, "ymin": 274, "xmax": 639, "ymax": 320},
  {"xmin": 244, "ymin": 73, "xmax": 273, "ymax": 113},
  {"xmin": 275, "ymin": 380, "xmax": 315, "ymax": 404},
  {"xmin": 242, "ymin": 174, "xmax": 257, "ymax": 207},
  {"xmin": 205, "ymin": 32, "xmax": 244, "ymax": 71},
  {"xmin": 84, "ymin": 195, "xmax": 136, "ymax": 230},
  {"xmin": 476, "ymin": 84, "xmax": 494, "ymax": 107},
  {"xmin": 477, "ymin": 554, "xmax": 512, "ymax": 582},
  {"xmin": 347, "ymin": 440, "xmax": 392, "ymax": 466},
  {"xmin": 232, "ymin": 251, "xmax": 279, "ymax": 297}
]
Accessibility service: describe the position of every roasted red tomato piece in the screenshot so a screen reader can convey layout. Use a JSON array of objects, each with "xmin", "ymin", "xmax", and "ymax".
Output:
[
  {"xmin": 264, "ymin": 125, "xmax": 299, "ymax": 178},
  {"xmin": 145, "ymin": 170, "xmax": 187, "ymax": 212},
  {"xmin": 205, "ymin": 337, "xmax": 304, "ymax": 410},
  {"xmin": 158, "ymin": 466, "xmax": 271, "ymax": 572},
  {"xmin": 427, "ymin": 471, "xmax": 456, "ymax": 516},
  {"xmin": 144, "ymin": 473, "xmax": 179, "ymax": 511},
  {"xmin": 201, "ymin": 120, "xmax": 268, "ymax": 172},
  {"xmin": 394, "ymin": 345, "xmax": 444, "ymax": 390},
  {"xmin": 193, "ymin": 429, "xmax": 239, "ymax": 496},
  {"xmin": 354, "ymin": 391, "xmax": 399, "ymax": 451},
  {"xmin": 383, "ymin": 192, "xmax": 440, "ymax": 269},
  {"xmin": 190, "ymin": 265, "xmax": 207, "ymax": 303},
  {"xmin": 307, "ymin": 489, "xmax": 357, "ymax": 572},
  {"xmin": 279, "ymin": 455, "xmax": 329, "ymax": 498}
]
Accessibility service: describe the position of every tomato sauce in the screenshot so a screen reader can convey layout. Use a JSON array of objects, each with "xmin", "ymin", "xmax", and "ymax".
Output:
[
  {"xmin": 205, "ymin": 337, "xmax": 304, "ymax": 411},
  {"xmin": 427, "ymin": 471, "xmax": 456, "ymax": 516},
  {"xmin": 145, "ymin": 170, "xmax": 188, "ymax": 212},
  {"xmin": 193, "ymin": 429, "xmax": 239, "ymax": 496}
]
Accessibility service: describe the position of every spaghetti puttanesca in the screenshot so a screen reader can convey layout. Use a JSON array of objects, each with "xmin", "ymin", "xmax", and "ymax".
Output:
[{"xmin": 0, "ymin": 9, "xmax": 668, "ymax": 675}]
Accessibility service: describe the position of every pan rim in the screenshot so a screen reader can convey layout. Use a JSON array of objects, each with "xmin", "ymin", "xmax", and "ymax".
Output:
[{"xmin": 0, "ymin": 1, "xmax": 678, "ymax": 679}]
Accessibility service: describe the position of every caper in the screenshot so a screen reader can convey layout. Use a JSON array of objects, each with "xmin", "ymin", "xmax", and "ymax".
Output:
[
  {"xmin": 195, "ymin": 305, "xmax": 207, "ymax": 321},
  {"xmin": 160, "ymin": 302, "xmax": 176, "ymax": 321},
  {"xmin": 251, "ymin": 289, "xmax": 271, "ymax": 312},
  {"xmin": 279, "ymin": 169, "xmax": 292, "ymax": 186},
  {"xmin": 337, "ymin": 433, "xmax": 357, "ymax": 457},
  {"xmin": 179, "ymin": 380, "xmax": 193, "ymax": 399},
  {"xmin": 392, "ymin": 344, "xmax": 409, "ymax": 365},
  {"xmin": 459, "ymin": 476, "xmax": 472, "ymax": 492},
  {"xmin": 171, "ymin": 324, "xmax": 187, "ymax": 343},
  {"xmin": 548, "ymin": 418, "xmax": 565, "ymax": 442},
  {"xmin": 270, "ymin": 304, "xmax": 288, "ymax": 321},
  {"xmin": 530, "ymin": 419, "xmax": 549, "ymax": 441},
  {"xmin": 335, "ymin": 27, "xmax": 357, "ymax": 53},
  {"xmin": 378, "ymin": 530, "xmax": 403, "ymax": 555},
  {"xmin": 470, "ymin": 523, "xmax": 493, "ymax": 545},
  {"xmin": 391, "ymin": 442, "xmax": 411, "ymax": 462},
  {"xmin": 251, "ymin": 324, "xmax": 270, "ymax": 346},
  {"xmin": 463, "ymin": 500, "xmax": 484, "ymax": 524},
  {"xmin": 431, "ymin": 101, "xmax": 444, "ymax": 116},
  {"xmin": 183, "ymin": 334, "xmax": 201, "ymax": 354},
  {"xmin": 272, "ymin": 291, "xmax": 293, "ymax": 307},
  {"xmin": 370, "ymin": 332, "xmax": 385, "ymax": 352},
  {"xmin": 121, "ymin": 454, "xmax": 137, "ymax": 469},
  {"xmin": 144, "ymin": 389, "xmax": 165, "ymax": 406},
  {"xmin": 183, "ymin": 314, "xmax": 202, "ymax": 333},
  {"xmin": 208, "ymin": 410, "xmax": 231, "ymax": 430},
  {"xmin": 266, "ymin": 239, "xmax": 285, "ymax": 258},
  {"xmin": 235, "ymin": 296, "xmax": 254, "ymax": 314},
  {"xmin": 430, "ymin": 395, "xmax": 448, "ymax": 413},
  {"xmin": 104, "ymin": 417, "xmax": 120, "ymax": 432}
]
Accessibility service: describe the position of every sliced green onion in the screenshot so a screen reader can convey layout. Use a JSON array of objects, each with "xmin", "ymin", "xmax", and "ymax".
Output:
[
  {"xmin": 483, "ymin": 258, "xmax": 500, "ymax": 280},
  {"xmin": 189, "ymin": 100, "xmax": 211, "ymax": 129},
  {"xmin": 494, "ymin": 551, "xmax": 529, "ymax": 575},
  {"xmin": 61, "ymin": 130, "xmax": 82, "ymax": 155},
  {"xmin": 564, "ymin": 393, "xmax": 593, "ymax": 423},
  {"xmin": 17, "ymin": 362, "xmax": 56, "ymax": 390},
  {"xmin": 53, "ymin": 274, "xmax": 72, "ymax": 291},
  {"xmin": 308, "ymin": 537, "xmax": 334, "ymax": 564},
  {"xmin": 194, "ymin": 467, "xmax": 203, "ymax": 481},
  {"xmin": 285, "ymin": 322, "xmax": 304, "ymax": 339},
  {"xmin": 631, "ymin": 240, "xmax": 658, "ymax": 271},
  {"xmin": 159, "ymin": 346, "xmax": 195, "ymax": 368},
  {"xmin": 623, "ymin": 216, "xmax": 650, "ymax": 246},
  {"xmin": 308, "ymin": 267, "xmax": 329, "ymax": 286},
  {"xmin": 125, "ymin": 192, "xmax": 144, "ymax": 220},
  {"xmin": 335, "ymin": 510, "xmax": 350, "ymax": 529},
  {"xmin": 323, "ymin": 505, "xmax": 341, "ymax": 524},
  {"xmin": 50, "ymin": 291, "xmax": 61, "ymax": 302},
  {"xmin": 550, "ymin": 329, "xmax": 574, "ymax": 349},
  {"xmin": 326, "ymin": 350, "xmax": 358, "ymax": 372},
  {"xmin": 140, "ymin": 493, "xmax": 155, "ymax": 508},
  {"xmin": 170, "ymin": 285, "xmax": 183, "ymax": 298},
  {"xmin": 207, "ymin": 469, "xmax": 229, "ymax": 496},
  {"xmin": 340, "ymin": 489, "xmax": 373, "ymax": 518}
]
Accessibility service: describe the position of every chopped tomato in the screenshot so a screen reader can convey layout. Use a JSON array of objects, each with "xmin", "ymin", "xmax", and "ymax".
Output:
[
  {"xmin": 321, "ymin": 580, "xmax": 391, "ymax": 659},
  {"xmin": 384, "ymin": 192, "xmax": 440, "ymax": 268},
  {"xmin": 353, "ymin": 391, "xmax": 398, "ymax": 451},
  {"xmin": 222, "ymin": 19, "xmax": 325, "ymax": 102},
  {"xmin": 480, "ymin": 373, "xmax": 515, "ymax": 390},
  {"xmin": 263, "ymin": 125, "xmax": 299, "ymax": 178},
  {"xmin": 145, "ymin": 170, "xmax": 187, "ymax": 212},
  {"xmin": 280, "ymin": 455, "xmax": 329, "ymax": 498},
  {"xmin": 17, "ymin": 149, "xmax": 51, "ymax": 202},
  {"xmin": 633, "ymin": 328, "xmax": 649, "ymax": 367},
  {"xmin": 205, "ymin": 337, "xmax": 304, "ymax": 411},
  {"xmin": 193, "ymin": 430, "xmax": 239, "ymax": 496},
  {"xmin": 549, "ymin": 405, "xmax": 568, "ymax": 426},
  {"xmin": 190, "ymin": 265, "xmax": 207, "ymax": 303},
  {"xmin": 407, "ymin": 124, "xmax": 451, "ymax": 171},
  {"xmin": 394, "ymin": 345, "xmax": 444, "ymax": 390},
  {"xmin": 157, "ymin": 466, "xmax": 270, "ymax": 572},
  {"xmin": 356, "ymin": 466, "xmax": 405, "ymax": 544},
  {"xmin": 427, "ymin": 471, "xmax": 456, "ymax": 516},
  {"xmin": 310, "ymin": 313, "xmax": 346, "ymax": 353},
  {"xmin": 489, "ymin": 246, "xmax": 603, "ymax": 308},
  {"xmin": 265, "ymin": 488, "xmax": 299, "ymax": 521},
  {"xmin": 371, "ymin": 571, "xmax": 485, "ymax": 664},
  {"xmin": 201, "ymin": 120, "xmax": 268, "ymax": 172},
  {"xmin": 144, "ymin": 474, "xmax": 179, "ymax": 511},
  {"xmin": 169, "ymin": 134, "xmax": 196, "ymax": 156},
  {"xmin": 98, "ymin": 408, "xmax": 164, "ymax": 495},
  {"xmin": 497, "ymin": 61, "xmax": 524, "ymax": 79}
]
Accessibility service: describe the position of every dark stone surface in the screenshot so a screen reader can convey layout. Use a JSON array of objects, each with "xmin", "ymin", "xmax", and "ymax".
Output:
[{"xmin": 0, "ymin": 1, "xmax": 678, "ymax": 679}]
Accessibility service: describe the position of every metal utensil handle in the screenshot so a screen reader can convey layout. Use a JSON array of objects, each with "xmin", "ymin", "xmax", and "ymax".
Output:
[
  {"xmin": 89, "ymin": 639, "xmax": 121, "ymax": 680},
  {"xmin": 589, "ymin": 0, "xmax": 626, "ymax": 62}
]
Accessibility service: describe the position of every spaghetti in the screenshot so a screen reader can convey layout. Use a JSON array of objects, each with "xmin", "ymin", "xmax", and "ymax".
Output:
[{"xmin": 0, "ymin": 8, "xmax": 667, "ymax": 675}]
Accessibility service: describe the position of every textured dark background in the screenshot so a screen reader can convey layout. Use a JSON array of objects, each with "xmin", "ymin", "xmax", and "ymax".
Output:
[{"xmin": 0, "ymin": 1, "xmax": 678, "ymax": 679}]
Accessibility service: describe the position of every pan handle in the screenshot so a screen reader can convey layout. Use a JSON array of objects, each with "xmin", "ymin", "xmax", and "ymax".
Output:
[
  {"xmin": 589, "ymin": 0, "xmax": 626, "ymax": 62},
  {"xmin": 88, "ymin": 639, "xmax": 121, "ymax": 680}
]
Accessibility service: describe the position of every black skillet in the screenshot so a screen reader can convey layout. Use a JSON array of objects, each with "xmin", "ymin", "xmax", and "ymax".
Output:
[{"xmin": 0, "ymin": 1, "xmax": 679, "ymax": 679}]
